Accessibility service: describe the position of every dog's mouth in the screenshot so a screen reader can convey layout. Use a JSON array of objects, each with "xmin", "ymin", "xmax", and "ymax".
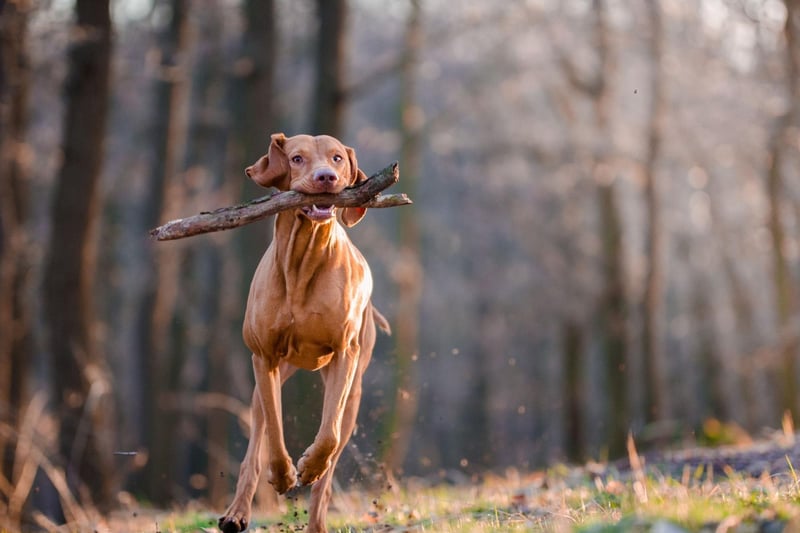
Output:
[{"xmin": 301, "ymin": 204, "xmax": 336, "ymax": 221}]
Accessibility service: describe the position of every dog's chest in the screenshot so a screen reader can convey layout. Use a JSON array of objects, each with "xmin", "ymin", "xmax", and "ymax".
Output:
[
  {"xmin": 246, "ymin": 300, "xmax": 351, "ymax": 370},
  {"xmin": 244, "ymin": 246, "xmax": 371, "ymax": 370}
]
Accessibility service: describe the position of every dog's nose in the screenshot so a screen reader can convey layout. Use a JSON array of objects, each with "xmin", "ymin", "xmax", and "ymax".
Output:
[{"xmin": 313, "ymin": 168, "xmax": 339, "ymax": 184}]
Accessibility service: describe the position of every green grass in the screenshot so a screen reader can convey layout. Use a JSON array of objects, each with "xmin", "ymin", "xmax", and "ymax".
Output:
[
  {"xmin": 104, "ymin": 465, "xmax": 800, "ymax": 532},
  {"xmin": 159, "ymin": 511, "xmax": 219, "ymax": 532}
]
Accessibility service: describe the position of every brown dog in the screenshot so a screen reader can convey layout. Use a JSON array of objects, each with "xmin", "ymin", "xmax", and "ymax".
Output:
[{"xmin": 219, "ymin": 133, "xmax": 390, "ymax": 533}]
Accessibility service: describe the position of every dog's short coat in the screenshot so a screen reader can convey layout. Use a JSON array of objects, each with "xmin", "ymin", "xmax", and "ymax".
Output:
[{"xmin": 219, "ymin": 133, "xmax": 389, "ymax": 533}]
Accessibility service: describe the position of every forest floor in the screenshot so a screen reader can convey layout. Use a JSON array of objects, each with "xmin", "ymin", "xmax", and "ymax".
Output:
[{"xmin": 104, "ymin": 432, "xmax": 800, "ymax": 533}]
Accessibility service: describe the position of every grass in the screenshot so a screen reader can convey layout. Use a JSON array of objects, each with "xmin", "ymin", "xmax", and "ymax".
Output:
[{"xmin": 99, "ymin": 462, "xmax": 800, "ymax": 532}]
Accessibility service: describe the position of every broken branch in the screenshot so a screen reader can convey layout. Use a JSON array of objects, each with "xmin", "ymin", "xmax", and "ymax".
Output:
[{"xmin": 150, "ymin": 162, "xmax": 410, "ymax": 241}]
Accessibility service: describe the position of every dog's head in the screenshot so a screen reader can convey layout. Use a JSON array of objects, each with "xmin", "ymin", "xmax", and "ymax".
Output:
[{"xmin": 246, "ymin": 133, "xmax": 369, "ymax": 227}]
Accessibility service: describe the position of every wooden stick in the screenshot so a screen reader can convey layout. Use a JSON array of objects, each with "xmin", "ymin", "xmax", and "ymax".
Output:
[{"xmin": 150, "ymin": 162, "xmax": 410, "ymax": 241}]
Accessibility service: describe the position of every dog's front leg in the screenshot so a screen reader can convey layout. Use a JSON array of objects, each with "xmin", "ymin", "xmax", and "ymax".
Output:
[
  {"xmin": 219, "ymin": 358, "xmax": 298, "ymax": 533},
  {"xmin": 251, "ymin": 354, "xmax": 297, "ymax": 494},
  {"xmin": 297, "ymin": 345, "xmax": 359, "ymax": 486},
  {"xmin": 219, "ymin": 355, "xmax": 271, "ymax": 533}
]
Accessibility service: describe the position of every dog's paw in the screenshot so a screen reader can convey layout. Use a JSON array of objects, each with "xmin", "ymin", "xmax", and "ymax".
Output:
[
  {"xmin": 218, "ymin": 504, "xmax": 249, "ymax": 533},
  {"xmin": 268, "ymin": 459, "xmax": 297, "ymax": 494},
  {"xmin": 297, "ymin": 445, "xmax": 334, "ymax": 486}
]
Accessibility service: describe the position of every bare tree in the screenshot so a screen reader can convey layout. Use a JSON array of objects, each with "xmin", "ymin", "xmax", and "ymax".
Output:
[
  {"xmin": 562, "ymin": 321, "xmax": 585, "ymax": 461},
  {"xmin": 558, "ymin": 0, "xmax": 631, "ymax": 457},
  {"xmin": 383, "ymin": 0, "xmax": 424, "ymax": 474},
  {"xmin": 766, "ymin": 0, "xmax": 800, "ymax": 420},
  {"xmin": 0, "ymin": 0, "xmax": 31, "ymax": 499},
  {"xmin": 223, "ymin": 0, "xmax": 282, "ymax": 510},
  {"xmin": 279, "ymin": 0, "xmax": 355, "ymax": 457},
  {"xmin": 179, "ymin": 1, "xmax": 231, "ymax": 507},
  {"xmin": 128, "ymin": 0, "xmax": 192, "ymax": 502},
  {"xmin": 312, "ymin": 0, "xmax": 347, "ymax": 136},
  {"xmin": 641, "ymin": 0, "xmax": 670, "ymax": 424},
  {"xmin": 237, "ymin": 0, "xmax": 277, "ymax": 162},
  {"xmin": 229, "ymin": 0, "xmax": 279, "ymax": 293},
  {"xmin": 41, "ymin": 0, "xmax": 116, "ymax": 510}
]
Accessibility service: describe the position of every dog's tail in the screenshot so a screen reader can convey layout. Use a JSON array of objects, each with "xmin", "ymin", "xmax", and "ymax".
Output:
[{"xmin": 372, "ymin": 306, "xmax": 392, "ymax": 336}]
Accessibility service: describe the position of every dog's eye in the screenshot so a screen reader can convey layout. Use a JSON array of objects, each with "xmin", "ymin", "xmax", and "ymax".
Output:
[
  {"xmin": 332, "ymin": 154, "xmax": 343, "ymax": 163},
  {"xmin": 291, "ymin": 155, "xmax": 303, "ymax": 164}
]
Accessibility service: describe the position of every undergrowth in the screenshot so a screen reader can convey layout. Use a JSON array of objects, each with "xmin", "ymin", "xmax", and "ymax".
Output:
[{"xmin": 90, "ymin": 461, "xmax": 800, "ymax": 532}]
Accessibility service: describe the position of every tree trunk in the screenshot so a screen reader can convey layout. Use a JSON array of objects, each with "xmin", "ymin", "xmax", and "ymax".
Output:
[
  {"xmin": 766, "ymin": 0, "xmax": 799, "ymax": 420},
  {"xmin": 676, "ymin": 132, "xmax": 760, "ymax": 428},
  {"xmin": 223, "ymin": 0, "xmax": 281, "ymax": 509},
  {"xmin": 597, "ymin": 181, "xmax": 630, "ymax": 458},
  {"xmin": 41, "ymin": 0, "xmax": 116, "ymax": 511},
  {"xmin": 128, "ymin": 0, "xmax": 192, "ymax": 503},
  {"xmin": 641, "ymin": 0, "xmax": 670, "ymax": 424},
  {"xmin": 282, "ymin": 0, "xmax": 352, "ymax": 459},
  {"xmin": 179, "ymin": 2, "xmax": 231, "ymax": 506},
  {"xmin": 230, "ymin": 0, "xmax": 278, "ymax": 279},
  {"xmin": 311, "ymin": 0, "xmax": 347, "ymax": 136},
  {"xmin": 555, "ymin": 0, "xmax": 630, "ymax": 458},
  {"xmin": 690, "ymin": 273, "xmax": 728, "ymax": 424},
  {"xmin": 383, "ymin": 0, "xmax": 424, "ymax": 475},
  {"xmin": 589, "ymin": 0, "xmax": 630, "ymax": 459},
  {"xmin": 237, "ymin": 0, "xmax": 276, "ymax": 163},
  {"xmin": 562, "ymin": 321, "xmax": 585, "ymax": 462},
  {"xmin": 0, "ymin": 0, "xmax": 32, "ymax": 506}
]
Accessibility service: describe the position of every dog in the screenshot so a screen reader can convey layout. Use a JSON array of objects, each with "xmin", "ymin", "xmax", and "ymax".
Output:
[{"xmin": 219, "ymin": 133, "xmax": 390, "ymax": 533}]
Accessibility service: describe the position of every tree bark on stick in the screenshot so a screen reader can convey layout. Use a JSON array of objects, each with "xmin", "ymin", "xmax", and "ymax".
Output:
[{"xmin": 150, "ymin": 162, "xmax": 409, "ymax": 241}]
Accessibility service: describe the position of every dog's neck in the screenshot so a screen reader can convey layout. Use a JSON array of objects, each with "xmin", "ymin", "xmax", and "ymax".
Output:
[{"xmin": 272, "ymin": 210, "xmax": 344, "ymax": 295}]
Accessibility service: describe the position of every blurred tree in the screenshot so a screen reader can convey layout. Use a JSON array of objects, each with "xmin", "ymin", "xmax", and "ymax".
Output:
[
  {"xmin": 229, "ymin": 0, "xmax": 278, "ymax": 302},
  {"xmin": 676, "ymin": 126, "xmax": 759, "ymax": 427},
  {"xmin": 41, "ymin": 0, "xmax": 116, "ymax": 511},
  {"xmin": 382, "ymin": 0, "xmax": 424, "ymax": 475},
  {"xmin": 768, "ymin": 0, "xmax": 800, "ymax": 420},
  {"xmin": 227, "ymin": 0, "xmax": 280, "ymax": 509},
  {"xmin": 0, "ymin": 0, "xmax": 31, "ymax": 504},
  {"xmin": 178, "ymin": 0, "xmax": 231, "ymax": 507},
  {"xmin": 590, "ymin": 0, "xmax": 629, "ymax": 458},
  {"xmin": 236, "ymin": 0, "xmax": 277, "ymax": 164},
  {"xmin": 557, "ymin": 0, "xmax": 630, "ymax": 457},
  {"xmin": 562, "ymin": 321, "xmax": 585, "ymax": 461},
  {"xmin": 282, "ymin": 0, "xmax": 355, "ymax": 458},
  {"xmin": 312, "ymin": 0, "xmax": 347, "ymax": 136},
  {"xmin": 641, "ymin": 0, "xmax": 670, "ymax": 425},
  {"xmin": 130, "ymin": 0, "xmax": 192, "ymax": 502},
  {"xmin": 596, "ymin": 175, "xmax": 630, "ymax": 458}
]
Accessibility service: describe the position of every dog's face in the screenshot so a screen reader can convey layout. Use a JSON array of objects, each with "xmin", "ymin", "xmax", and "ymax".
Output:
[{"xmin": 246, "ymin": 133, "xmax": 369, "ymax": 226}]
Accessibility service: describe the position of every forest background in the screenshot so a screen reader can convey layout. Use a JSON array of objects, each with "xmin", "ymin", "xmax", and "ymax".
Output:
[{"xmin": 1, "ymin": 0, "xmax": 800, "ymax": 525}]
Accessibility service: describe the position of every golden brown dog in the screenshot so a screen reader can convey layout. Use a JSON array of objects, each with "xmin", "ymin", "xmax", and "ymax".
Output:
[{"xmin": 219, "ymin": 133, "xmax": 389, "ymax": 533}]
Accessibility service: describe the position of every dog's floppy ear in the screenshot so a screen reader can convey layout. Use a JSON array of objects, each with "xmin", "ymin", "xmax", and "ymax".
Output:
[
  {"xmin": 340, "ymin": 145, "xmax": 369, "ymax": 227},
  {"xmin": 246, "ymin": 133, "xmax": 289, "ymax": 189}
]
